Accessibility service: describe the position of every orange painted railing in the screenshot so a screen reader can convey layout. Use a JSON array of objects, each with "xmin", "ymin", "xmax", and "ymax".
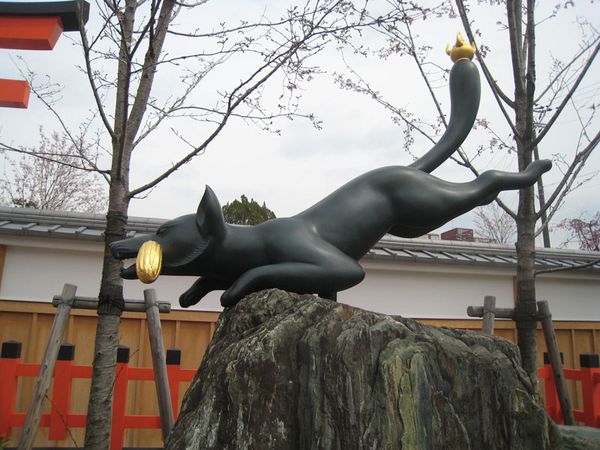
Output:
[
  {"xmin": 0, "ymin": 341, "xmax": 196, "ymax": 449},
  {"xmin": 538, "ymin": 352, "xmax": 600, "ymax": 427},
  {"xmin": 2, "ymin": 341, "xmax": 598, "ymax": 448}
]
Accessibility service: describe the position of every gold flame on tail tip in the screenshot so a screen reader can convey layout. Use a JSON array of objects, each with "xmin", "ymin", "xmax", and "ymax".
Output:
[
  {"xmin": 446, "ymin": 32, "xmax": 476, "ymax": 63},
  {"xmin": 136, "ymin": 240, "xmax": 163, "ymax": 284}
]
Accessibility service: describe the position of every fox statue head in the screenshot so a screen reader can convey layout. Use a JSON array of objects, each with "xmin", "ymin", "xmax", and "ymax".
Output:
[{"xmin": 110, "ymin": 186, "xmax": 226, "ymax": 279}]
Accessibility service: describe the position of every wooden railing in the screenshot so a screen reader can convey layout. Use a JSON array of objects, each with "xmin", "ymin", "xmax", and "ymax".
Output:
[
  {"xmin": 0, "ymin": 299, "xmax": 597, "ymax": 447},
  {"xmin": 2, "ymin": 340, "xmax": 600, "ymax": 450},
  {"xmin": 539, "ymin": 352, "xmax": 600, "ymax": 427},
  {"xmin": 0, "ymin": 341, "xmax": 196, "ymax": 449}
]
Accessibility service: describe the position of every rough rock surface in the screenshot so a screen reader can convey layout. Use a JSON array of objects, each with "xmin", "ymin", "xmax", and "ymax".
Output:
[{"xmin": 166, "ymin": 289, "xmax": 571, "ymax": 449}]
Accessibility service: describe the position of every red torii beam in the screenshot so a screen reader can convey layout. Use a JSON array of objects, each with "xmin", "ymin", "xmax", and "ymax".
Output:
[{"xmin": 0, "ymin": 0, "xmax": 89, "ymax": 108}]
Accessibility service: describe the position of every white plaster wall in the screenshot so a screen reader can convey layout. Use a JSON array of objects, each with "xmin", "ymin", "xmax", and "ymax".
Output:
[
  {"xmin": 1, "ymin": 244, "xmax": 103, "ymax": 302},
  {"xmin": 0, "ymin": 236, "xmax": 223, "ymax": 311},
  {"xmin": 1, "ymin": 235, "xmax": 598, "ymax": 320},
  {"xmin": 341, "ymin": 261, "xmax": 516, "ymax": 318},
  {"xmin": 537, "ymin": 276, "xmax": 600, "ymax": 321}
]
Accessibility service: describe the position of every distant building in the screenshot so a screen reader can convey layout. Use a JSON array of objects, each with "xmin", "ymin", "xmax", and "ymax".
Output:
[{"xmin": 441, "ymin": 227, "xmax": 474, "ymax": 242}]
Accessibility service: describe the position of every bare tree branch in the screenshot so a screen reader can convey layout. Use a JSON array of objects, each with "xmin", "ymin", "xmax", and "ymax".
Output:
[
  {"xmin": 0, "ymin": 142, "xmax": 110, "ymax": 175},
  {"xmin": 1, "ymin": 132, "xmax": 107, "ymax": 212},
  {"xmin": 128, "ymin": 36, "xmax": 303, "ymax": 198},
  {"xmin": 78, "ymin": 8, "xmax": 116, "ymax": 139},
  {"xmin": 535, "ymin": 36, "xmax": 600, "ymax": 104},
  {"xmin": 128, "ymin": 0, "xmax": 396, "ymax": 197},
  {"xmin": 474, "ymin": 203, "xmax": 517, "ymax": 244},
  {"xmin": 532, "ymin": 40, "xmax": 600, "ymax": 147},
  {"xmin": 537, "ymin": 128, "xmax": 600, "ymax": 220},
  {"xmin": 454, "ymin": 0, "xmax": 515, "ymax": 108},
  {"xmin": 126, "ymin": 0, "xmax": 177, "ymax": 149}
]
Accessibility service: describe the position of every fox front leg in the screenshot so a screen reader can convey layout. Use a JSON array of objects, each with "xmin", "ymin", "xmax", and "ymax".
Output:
[
  {"xmin": 220, "ymin": 260, "xmax": 365, "ymax": 307},
  {"xmin": 180, "ymin": 276, "xmax": 232, "ymax": 308}
]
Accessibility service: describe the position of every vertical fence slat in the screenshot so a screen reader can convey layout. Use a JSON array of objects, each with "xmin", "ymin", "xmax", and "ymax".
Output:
[
  {"xmin": 166, "ymin": 349, "xmax": 182, "ymax": 420},
  {"xmin": 0, "ymin": 341, "xmax": 22, "ymax": 439},
  {"xmin": 580, "ymin": 353, "xmax": 600, "ymax": 427},
  {"xmin": 111, "ymin": 345, "xmax": 130, "ymax": 450}
]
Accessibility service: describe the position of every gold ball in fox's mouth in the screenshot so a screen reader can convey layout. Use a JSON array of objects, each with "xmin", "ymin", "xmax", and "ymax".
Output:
[{"xmin": 136, "ymin": 240, "xmax": 163, "ymax": 284}]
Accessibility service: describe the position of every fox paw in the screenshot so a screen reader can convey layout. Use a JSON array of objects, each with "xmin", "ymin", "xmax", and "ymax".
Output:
[
  {"xmin": 220, "ymin": 289, "xmax": 241, "ymax": 308},
  {"xmin": 179, "ymin": 291, "xmax": 200, "ymax": 308}
]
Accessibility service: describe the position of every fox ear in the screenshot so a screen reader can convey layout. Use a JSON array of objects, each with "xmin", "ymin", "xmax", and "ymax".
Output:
[{"xmin": 196, "ymin": 186, "xmax": 226, "ymax": 240}]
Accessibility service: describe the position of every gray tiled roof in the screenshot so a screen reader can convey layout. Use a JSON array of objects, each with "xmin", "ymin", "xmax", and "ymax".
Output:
[
  {"xmin": 0, "ymin": 206, "xmax": 163, "ymax": 240},
  {"xmin": 368, "ymin": 237, "xmax": 600, "ymax": 272},
  {"xmin": 1, "ymin": 206, "xmax": 599, "ymax": 272}
]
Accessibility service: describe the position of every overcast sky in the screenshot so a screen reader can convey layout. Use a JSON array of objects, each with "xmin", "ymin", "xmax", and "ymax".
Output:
[{"xmin": 1, "ymin": 1, "xmax": 598, "ymax": 246}]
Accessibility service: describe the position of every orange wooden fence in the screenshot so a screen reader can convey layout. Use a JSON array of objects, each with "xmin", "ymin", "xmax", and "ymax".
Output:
[
  {"xmin": 0, "ymin": 341, "xmax": 196, "ymax": 449},
  {"xmin": 539, "ymin": 352, "xmax": 600, "ymax": 427},
  {"xmin": 2, "ymin": 341, "xmax": 600, "ymax": 450},
  {"xmin": 1, "ymin": 299, "xmax": 598, "ymax": 446}
]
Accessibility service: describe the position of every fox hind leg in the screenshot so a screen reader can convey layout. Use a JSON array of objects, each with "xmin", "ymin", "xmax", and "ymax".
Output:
[
  {"xmin": 458, "ymin": 160, "xmax": 552, "ymax": 212},
  {"xmin": 474, "ymin": 160, "xmax": 551, "ymax": 193},
  {"xmin": 220, "ymin": 246, "xmax": 365, "ymax": 307},
  {"xmin": 471, "ymin": 160, "xmax": 551, "ymax": 205},
  {"xmin": 388, "ymin": 160, "xmax": 551, "ymax": 238}
]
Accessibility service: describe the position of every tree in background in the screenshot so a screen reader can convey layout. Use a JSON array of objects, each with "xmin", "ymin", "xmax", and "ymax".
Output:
[
  {"xmin": 473, "ymin": 204, "xmax": 516, "ymax": 245},
  {"xmin": 223, "ymin": 195, "xmax": 276, "ymax": 225},
  {"xmin": 558, "ymin": 212, "xmax": 600, "ymax": 251},
  {"xmin": 0, "ymin": 130, "xmax": 106, "ymax": 213},
  {"xmin": 0, "ymin": 1, "xmax": 418, "ymax": 446},
  {"xmin": 339, "ymin": 1, "xmax": 599, "ymax": 380}
]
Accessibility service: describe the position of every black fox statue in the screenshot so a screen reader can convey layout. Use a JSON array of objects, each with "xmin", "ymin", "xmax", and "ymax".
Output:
[{"xmin": 111, "ymin": 59, "xmax": 551, "ymax": 307}]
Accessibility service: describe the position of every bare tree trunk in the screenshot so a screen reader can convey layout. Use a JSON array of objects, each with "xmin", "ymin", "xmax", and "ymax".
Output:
[
  {"xmin": 514, "ymin": 102, "xmax": 540, "ymax": 381},
  {"xmin": 84, "ymin": 183, "xmax": 129, "ymax": 449},
  {"xmin": 84, "ymin": 2, "xmax": 175, "ymax": 445},
  {"xmin": 510, "ymin": 0, "xmax": 540, "ymax": 382},
  {"xmin": 84, "ymin": 1, "xmax": 135, "ymax": 444},
  {"xmin": 515, "ymin": 184, "xmax": 539, "ymax": 380},
  {"xmin": 515, "ymin": 109, "xmax": 539, "ymax": 379},
  {"xmin": 451, "ymin": 0, "xmax": 598, "ymax": 381}
]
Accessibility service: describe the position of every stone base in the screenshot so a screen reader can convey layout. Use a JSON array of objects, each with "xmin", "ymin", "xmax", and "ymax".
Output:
[{"xmin": 166, "ymin": 289, "xmax": 580, "ymax": 449}]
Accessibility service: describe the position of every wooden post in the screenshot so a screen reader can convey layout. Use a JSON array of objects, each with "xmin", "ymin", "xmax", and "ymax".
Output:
[
  {"xmin": 482, "ymin": 295, "xmax": 496, "ymax": 335},
  {"xmin": 537, "ymin": 300, "xmax": 575, "ymax": 426},
  {"xmin": 541, "ymin": 352, "xmax": 562, "ymax": 423},
  {"xmin": 144, "ymin": 289, "xmax": 174, "ymax": 440},
  {"xmin": 467, "ymin": 305, "xmax": 514, "ymax": 319},
  {"xmin": 17, "ymin": 283, "xmax": 76, "ymax": 450}
]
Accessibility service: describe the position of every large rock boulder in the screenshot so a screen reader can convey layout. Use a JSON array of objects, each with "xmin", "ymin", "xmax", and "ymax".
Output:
[{"xmin": 166, "ymin": 289, "xmax": 570, "ymax": 449}]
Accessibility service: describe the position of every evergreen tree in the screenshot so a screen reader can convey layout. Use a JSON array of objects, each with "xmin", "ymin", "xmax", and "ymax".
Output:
[{"xmin": 223, "ymin": 195, "xmax": 276, "ymax": 225}]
